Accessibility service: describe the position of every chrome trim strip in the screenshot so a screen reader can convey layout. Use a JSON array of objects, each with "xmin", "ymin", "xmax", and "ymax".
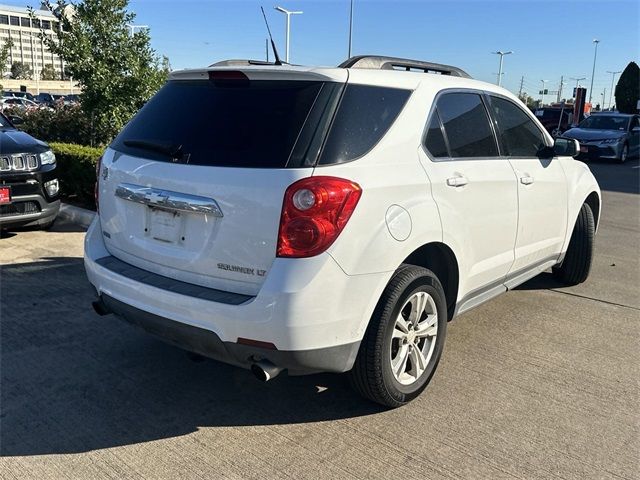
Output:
[{"xmin": 115, "ymin": 183, "xmax": 224, "ymax": 217}]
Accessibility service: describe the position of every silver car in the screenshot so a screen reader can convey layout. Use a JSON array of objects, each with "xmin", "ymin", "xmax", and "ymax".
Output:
[{"xmin": 563, "ymin": 112, "xmax": 640, "ymax": 163}]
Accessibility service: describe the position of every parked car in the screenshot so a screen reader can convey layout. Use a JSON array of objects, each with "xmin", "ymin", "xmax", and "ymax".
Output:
[
  {"xmin": 0, "ymin": 113, "xmax": 60, "ymax": 230},
  {"xmin": 3, "ymin": 91, "xmax": 36, "ymax": 102},
  {"xmin": 534, "ymin": 106, "xmax": 573, "ymax": 136},
  {"xmin": 1, "ymin": 97, "xmax": 40, "ymax": 111},
  {"xmin": 562, "ymin": 112, "xmax": 640, "ymax": 162},
  {"xmin": 85, "ymin": 55, "xmax": 601, "ymax": 407},
  {"xmin": 35, "ymin": 92, "xmax": 56, "ymax": 107}
]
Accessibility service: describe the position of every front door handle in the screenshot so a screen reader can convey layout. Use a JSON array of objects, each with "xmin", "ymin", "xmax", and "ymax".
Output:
[
  {"xmin": 520, "ymin": 175, "xmax": 534, "ymax": 185},
  {"xmin": 446, "ymin": 175, "xmax": 468, "ymax": 187}
]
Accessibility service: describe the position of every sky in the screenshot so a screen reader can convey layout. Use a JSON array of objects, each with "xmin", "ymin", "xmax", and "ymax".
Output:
[{"xmin": 4, "ymin": 0, "xmax": 640, "ymax": 104}]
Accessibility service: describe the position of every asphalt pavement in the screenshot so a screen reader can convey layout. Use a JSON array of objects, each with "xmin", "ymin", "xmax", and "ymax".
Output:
[{"xmin": 1, "ymin": 158, "xmax": 638, "ymax": 480}]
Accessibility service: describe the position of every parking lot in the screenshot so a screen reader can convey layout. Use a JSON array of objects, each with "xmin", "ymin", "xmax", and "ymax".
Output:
[{"xmin": 1, "ymin": 159, "xmax": 638, "ymax": 479}]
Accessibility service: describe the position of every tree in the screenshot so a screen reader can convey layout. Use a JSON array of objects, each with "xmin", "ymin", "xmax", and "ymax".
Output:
[
  {"xmin": 0, "ymin": 39, "xmax": 12, "ymax": 92},
  {"xmin": 615, "ymin": 61, "xmax": 639, "ymax": 114},
  {"xmin": 33, "ymin": 0, "xmax": 169, "ymax": 144},
  {"xmin": 11, "ymin": 61, "xmax": 33, "ymax": 80},
  {"xmin": 518, "ymin": 92, "xmax": 536, "ymax": 108},
  {"xmin": 0, "ymin": 39, "xmax": 12, "ymax": 77},
  {"xmin": 40, "ymin": 63, "xmax": 58, "ymax": 81}
]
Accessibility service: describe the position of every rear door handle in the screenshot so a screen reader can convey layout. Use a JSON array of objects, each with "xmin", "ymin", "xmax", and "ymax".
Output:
[
  {"xmin": 520, "ymin": 175, "xmax": 534, "ymax": 185},
  {"xmin": 446, "ymin": 175, "xmax": 468, "ymax": 187}
]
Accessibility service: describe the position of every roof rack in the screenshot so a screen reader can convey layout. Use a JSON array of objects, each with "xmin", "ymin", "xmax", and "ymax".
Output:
[
  {"xmin": 338, "ymin": 55, "xmax": 471, "ymax": 78},
  {"xmin": 209, "ymin": 59, "xmax": 289, "ymax": 67}
]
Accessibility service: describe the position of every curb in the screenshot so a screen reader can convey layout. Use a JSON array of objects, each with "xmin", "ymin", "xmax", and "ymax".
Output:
[{"xmin": 58, "ymin": 203, "xmax": 96, "ymax": 229}]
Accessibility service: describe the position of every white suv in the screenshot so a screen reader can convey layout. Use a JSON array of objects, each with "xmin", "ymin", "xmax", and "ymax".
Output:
[{"xmin": 85, "ymin": 56, "xmax": 600, "ymax": 407}]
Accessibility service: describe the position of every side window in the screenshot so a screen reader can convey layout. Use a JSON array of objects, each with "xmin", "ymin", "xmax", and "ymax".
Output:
[
  {"xmin": 424, "ymin": 110, "xmax": 449, "ymax": 158},
  {"xmin": 319, "ymin": 85, "xmax": 411, "ymax": 165},
  {"xmin": 489, "ymin": 96, "xmax": 547, "ymax": 157},
  {"xmin": 436, "ymin": 93, "xmax": 498, "ymax": 158},
  {"xmin": 630, "ymin": 117, "xmax": 639, "ymax": 131}
]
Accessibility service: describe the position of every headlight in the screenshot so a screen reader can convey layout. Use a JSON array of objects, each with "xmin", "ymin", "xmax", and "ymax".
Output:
[
  {"xmin": 600, "ymin": 138, "xmax": 623, "ymax": 144},
  {"xmin": 39, "ymin": 150, "xmax": 56, "ymax": 165}
]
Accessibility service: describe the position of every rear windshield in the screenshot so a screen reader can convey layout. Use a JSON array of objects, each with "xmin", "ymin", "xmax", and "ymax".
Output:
[{"xmin": 111, "ymin": 79, "xmax": 325, "ymax": 168}]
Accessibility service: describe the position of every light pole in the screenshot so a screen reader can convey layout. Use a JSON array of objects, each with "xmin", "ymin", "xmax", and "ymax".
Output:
[
  {"xmin": 492, "ymin": 51, "xmax": 512, "ymax": 87},
  {"xmin": 274, "ymin": 6, "xmax": 303, "ymax": 63},
  {"xmin": 570, "ymin": 76, "xmax": 586, "ymax": 97},
  {"xmin": 588, "ymin": 39, "xmax": 600, "ymax": 104},
  {"xmin": 348, "ymin": 0, "xmax": 354, "ymax": 58},
  {"xmin": 606, "ymin": 70, "xmax": 621, "ymax": 110},
  {"xmin": 540, "ymin": 79, "xmax": 548, "ymax": 107}
]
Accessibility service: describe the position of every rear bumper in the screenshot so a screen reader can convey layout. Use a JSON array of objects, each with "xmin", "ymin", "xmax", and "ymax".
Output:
[
  {"xmin": 84, "ymin": 217, "xmax": 390, "ymax": 374},
  {"xmin": 97, "ymin": 293, "xmax": 360, "ymax": 374}
]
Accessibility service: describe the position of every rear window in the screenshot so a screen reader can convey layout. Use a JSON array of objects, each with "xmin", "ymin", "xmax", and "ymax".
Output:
[
  {"xmin": 111, "ymin": 80, "xmax": 325, "ymax": 168},
  {"xmin": 319, "ymin": 85, "xmax": 411, "ymax": 165}
]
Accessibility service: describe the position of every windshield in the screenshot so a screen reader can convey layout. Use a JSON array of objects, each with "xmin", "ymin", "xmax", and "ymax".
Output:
[
  {"xmin": 578, "ymin": 115, "xmax": 629, "ymax": 131},
  {"xmin": 0, "ymin": 114, "xmax": 15, "ymax": 129}
]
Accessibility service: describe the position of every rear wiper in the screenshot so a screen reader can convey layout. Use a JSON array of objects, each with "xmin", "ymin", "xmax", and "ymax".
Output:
[{"xmin": 123, "ymin": 139, "xmax": 183, "ymax": 159}]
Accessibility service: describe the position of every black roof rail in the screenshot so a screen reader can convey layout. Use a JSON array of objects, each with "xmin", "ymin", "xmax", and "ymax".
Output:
[
  {"xmin": 208, "ymin": 59, "xmax": 290, "ymax": 67},
  {"xmin": 338, "ymin": 55, "xmax": 471, "ymax": 78}
]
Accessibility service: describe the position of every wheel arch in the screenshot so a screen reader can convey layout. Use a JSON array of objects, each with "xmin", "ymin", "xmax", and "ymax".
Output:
[
  {"xmin": 401, "ymin": 242, "xmax": 459, "ymax": 320},
  {"xmin": 584, "ymin": 190, "xmax": 601, "ymax": 231}
]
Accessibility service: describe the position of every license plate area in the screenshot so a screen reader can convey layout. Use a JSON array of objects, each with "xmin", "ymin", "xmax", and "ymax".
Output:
[
  {"xmin": 146, "ymin": 207, "xmax": 184, "ymax": 243},
  {"xmin": 0, "ymin": 186, "xmax": 11, "ymax": 205}
]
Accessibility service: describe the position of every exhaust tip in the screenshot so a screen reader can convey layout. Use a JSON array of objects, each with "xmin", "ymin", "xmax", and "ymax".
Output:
[
  {"xmin": 251, "ymin": 360, "xmax": 283, "ymax": 382},
  {"xmin": 92, "ymin": 298, "xmax": 111, "ymax": 316}
]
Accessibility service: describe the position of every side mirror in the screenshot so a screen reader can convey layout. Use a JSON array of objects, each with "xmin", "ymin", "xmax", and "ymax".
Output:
[{"xmin": 554, "ymin": 137, "xmax": 580, "ymax": 157}]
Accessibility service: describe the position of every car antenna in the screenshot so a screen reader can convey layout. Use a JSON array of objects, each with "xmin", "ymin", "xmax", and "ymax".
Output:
[{"xmin": 260, "ymin": 6, "xmax": 282, "ymax": 66}]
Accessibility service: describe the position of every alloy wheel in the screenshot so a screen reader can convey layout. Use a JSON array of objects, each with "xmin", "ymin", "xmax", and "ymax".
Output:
[{"xmin": 390, "ymin": 291, "xmax": 438, "ymax": 385}]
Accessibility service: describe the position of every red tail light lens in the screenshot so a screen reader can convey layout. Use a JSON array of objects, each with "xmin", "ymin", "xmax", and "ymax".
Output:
[
  {"xmin": 94, "ymin": 156, "xmax": 102, "ymax": 213},
  {"xmin": 277, "ymin": 176, "xmax": 362, "ymax": 258}
]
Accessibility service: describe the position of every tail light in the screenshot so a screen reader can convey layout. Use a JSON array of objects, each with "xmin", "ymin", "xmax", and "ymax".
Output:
[
  {"xmin": 94, "ymin": 156, "xmax": 102, "ymax": 213},
  {"xmin": 277, "ymin": 176, "xmax": 362, "ymax": 258}
]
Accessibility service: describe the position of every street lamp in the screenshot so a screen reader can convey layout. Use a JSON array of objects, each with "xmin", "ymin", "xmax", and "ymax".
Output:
[
  {"xmin": 492, "ymin": 51, "xmax": 512, "ymax": 87},
  {"xmin": 588, "ymin": 39, "xmax": 600, "ymax": 104},
  {"xmin": 606, "ymin": 70, "xmax": 621, "ymax": 110},
  {"xmin": 540, "ymin": 79, "xmax": 548, "ymax": 107},
  {"xmin": 274, "ymin": 6, "xmax": 303, "ymax": 63},
  {"xmin": 570, "ymin": 76, "xmax": 587, "ymax": 97}
]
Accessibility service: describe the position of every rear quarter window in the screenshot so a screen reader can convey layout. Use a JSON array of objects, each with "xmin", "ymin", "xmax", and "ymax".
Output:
[{"xmin": 318, "ymin": 85, "xmax": 411, "ymax": 165}]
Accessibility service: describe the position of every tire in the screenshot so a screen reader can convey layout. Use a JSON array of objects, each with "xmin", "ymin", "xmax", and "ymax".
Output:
[
  {"xmin": 552, "ymin": 203, "xmax": 595, "ymax": 285},
  {"xmin": 618, "ymin": 143, "xmax": 628, "ymax": 163},
  {"xmin": 349, "ymin": 265, "xmax": 447, "ymax": 408}
]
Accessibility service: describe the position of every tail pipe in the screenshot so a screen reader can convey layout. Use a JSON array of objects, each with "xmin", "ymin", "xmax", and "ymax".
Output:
[{"xmin": 251, "ymin": 360, "xmax": 283, "ymax": 382}]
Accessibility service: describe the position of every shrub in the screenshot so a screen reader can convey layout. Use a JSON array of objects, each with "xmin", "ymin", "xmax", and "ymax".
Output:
[
  {"xmin": 5, "ymin": 104, "xmax": 95, "ymax": 146},
  {"xmin": 50, "ymin": 142, "xmax": 103, "ymax": 209}
]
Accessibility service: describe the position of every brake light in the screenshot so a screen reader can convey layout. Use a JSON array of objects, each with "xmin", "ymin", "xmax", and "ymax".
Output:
[
  {"xmin": 277, "ymin": 176, "xmax": 362, "ymax": 258},
  {"xmin": 94, "ymin": 156, "xmax": 102, "ymax": 213}
]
